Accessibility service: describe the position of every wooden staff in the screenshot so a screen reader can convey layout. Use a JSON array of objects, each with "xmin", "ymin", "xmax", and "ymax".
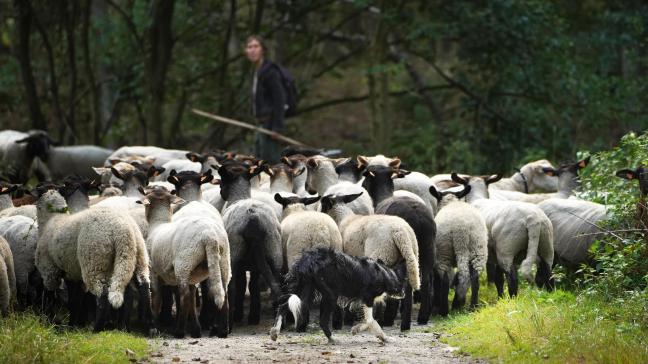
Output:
[{"xmin": 191, "ymin": 108, "xmax": 306, "ymax": 146}]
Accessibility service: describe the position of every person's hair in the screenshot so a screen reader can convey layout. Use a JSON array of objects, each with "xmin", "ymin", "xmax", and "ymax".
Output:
[{"xmin": 246, "ymin": 35, "xmax": 267, "ymax": 52}]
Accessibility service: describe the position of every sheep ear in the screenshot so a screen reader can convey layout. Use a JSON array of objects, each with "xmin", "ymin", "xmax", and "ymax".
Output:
[
  {"xmin": 171, "ymin": 196, "xmax": 185, "ymax": 205},
  {"xmin": 137, "ymin": 186, "xmax": 146, "ymax": 195},
  {"xmin": 167, "ymin": 173, "xmax": 180, "ymax": 184},
  {"xmin": 542, "ymin": 167, "xmax": 558, "ymax": 176},
  {"xmin": 281, "ymin": 156, "xmax": 293, "ymax": 167},
  {"xmin": 92, "ymin": 167, "xmax": 109, "ymax": 176},
  {"xmin": 306, "ymin": 157, "xmax": 319, "ymax": 169},
  {"xmin": 136, "ymin": 198, "xmax": 150, "ymax": 205},
  {"xmin": 211, "ymin": 179, "xmax": 221, "ymax": 185},
  {"xmin": 429, "ymin": 186, "xmax": 442, "ymax": 202},
  {"xmin": 340, "ymin": 192, "xmax": 363, "ymax": 204},
  {"xmin": 577, "ymin": 156, "xmax": 591, "ymax": 169},
  {"xmin": 357, "ymin": 155, "xmax": 369, "ymax": 167},
  {"xmin": 264, "ymin": 167, "xmax": 275, "ymax": 177},
  {"xmin": 451, "ymin": 172, "xmax": 468, "ymax": 185},
  {"xmin": 14, "ymin": 137, "xmax": 30, "ymax": 144},
  {"xmin": 301, "ymin": 196, "xmax": 321, "ymax": 205},
  {"xmin": 388, "ymin": 158, "xmax": 401, "ymax": 168},
  {"xmin": 274, "ymin": 193, "xmax": 287, "ymax": 206},
  {"xmin": 200, "ymin": 170, "xmax": 213, "ymax": 184},
  {"xmin": 455, "ymin": 185, "xmax": 472, "ymax": 199},
  {"xmin": 186, "ymin": 152, "xmax": 203, "ymax": 163},
  {"xmin": 148, "ymin": 166, "xmax": 164, "ymax": 178},
  {"xmin": 111, "ymin": 167, "xmax": 125, "ymax": 180},
  {"xmin": 292, "ymin": 167, "xmax": 306, "ymax": 177},
  {"xmin": 109, "ymin": 159, "xmax": 122, "ymax": 166},
  {"xmin": 393, "ymin": 169, "xmax": 410, "ymax": 179},
  {"xmin": 485, "ymin": 174, "xmax": 502, "ymax": 185},
  {"xmin": 616, "ymin": 169, "xmax": 637, "ymax": 180}
]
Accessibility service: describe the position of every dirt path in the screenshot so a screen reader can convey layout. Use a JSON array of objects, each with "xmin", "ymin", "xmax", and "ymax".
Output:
[{"xmin": 147, "ymin": 315, "xmax": 476, "ymax": 363}]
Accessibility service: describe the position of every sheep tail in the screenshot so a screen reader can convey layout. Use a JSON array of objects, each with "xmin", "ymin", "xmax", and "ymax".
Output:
[
  {"xmin": 108, "ymin": 235, "xmax": 137, "ymax": 309},
  {"xmin": 205, "ymin": 239, "xmax": 230, "ymax": 309},
  {"xmin": 0, "ymin": 257, "xmax": 10, "ymax": 315},
  {"xmin": 132, "ymin": 229, "xmax": 150, "ymax": 285},
  {"xmin": 393, "ymin": 228, "xmax": 421, "ymax": 290},
  {"xmin": 520, "ymin": 220, "xmax": 541, "ymax": 283}
]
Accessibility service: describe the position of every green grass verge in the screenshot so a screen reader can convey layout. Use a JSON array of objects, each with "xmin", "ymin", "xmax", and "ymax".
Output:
[
  {"xmin": 429, "ymin": 284, "xmax": 648, "ymax": 364},
  {"xmin": 0, "ymin": 313, "xmax": 148, "ymax": 364}
]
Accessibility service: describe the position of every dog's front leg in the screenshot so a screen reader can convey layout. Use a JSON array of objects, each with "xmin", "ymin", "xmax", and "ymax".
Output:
[{"xmin": 351, "ymin": 305, "xmax": 388, "ymax": 343}]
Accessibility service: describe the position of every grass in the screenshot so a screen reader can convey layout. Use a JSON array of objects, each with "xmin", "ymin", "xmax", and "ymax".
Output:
[
  {"xmin": 0, "ymin": 312, "xmax": 149, "ymax": 364},
  {"xmin": 427, "ymin": 281, "xmax": 648, "ymax": 364}
]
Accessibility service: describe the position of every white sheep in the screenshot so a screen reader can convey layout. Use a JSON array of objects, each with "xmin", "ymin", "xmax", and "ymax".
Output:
[
  {"xmin": 0, "ymin": 235, "xmax": 16, "ymax": 316},
  {"xmin": 431, "ymin": 185, "xmax": 488, "ymax": 315},
  {"xmin": 0, "ymin": 130, "xmax": 47, "ymax": 183},
  {"xmin": 320, "ymin": 192, "xmax": 420, "ymax": 291},
  {"xmin": 489, "ymin": 159, "xmax": 558, "ymax": 193},
  {"xmin": 451, "ymin": 173, "xmax": 554, "ymax": 297},
  {"xmin": 274, "ymin": 194, "xmax": 343, "ymax": 270},
  {"xmin": 35, "ymin": 190, "xmax": 151, "ymax": 331},
  {"xmin": 35, "ymin": 145, "xmax": 114, "ymax": 181},
  {"xmin": 106, "ymin": 146, "xmax": 189, "ymax": 168},
  {"xmin": 138, "ymin": 186, "xmax": 231, "ymax": 338},
  {"xmin": 0, "ymin": 184, "xmax": 36, "ymax": 220},
  {"xmin": 305, "ymin": 156, "xmax": 374, "ymax": 215},
  {"xmin": 0, "ymin": 215, "xmax": 38, "ymax": 306}
]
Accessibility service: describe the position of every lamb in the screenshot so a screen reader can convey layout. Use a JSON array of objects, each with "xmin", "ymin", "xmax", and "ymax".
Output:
[
  {"xmin": 489, "ymin": 159, "xmax": 558, "ymax": 193},
  {"xmin": 138, "ymin": 186, "xmax": 231, "ymax": 338},
  {"xmin": 361, "ymin": 165, "xmax": 436, "ymax": 328},
  {"xmin": 0, "ymin": 182, "xmax": 61, "ymax": 220},
  {"xmin": 320, "ymin": 192, "xmax": 420, "ymax": 329},
  {"xmin": 0, "ymin": 215, "xmax": 38, "ymax": 307},
  {"xmin": 218, "ymin": 161, "xmax": 283, "ymax": 326},
  {"xmin": 305, "ymin": 156, "xmax": 374, "ymax": 215},
  {"xmin": 269, "ymin": 248, "xmax": 406, "ymax": 344},
  {"xmin": 429, "ymin": 185, "xmax": 488, "ymax": 315},
  {"xmin": 490, "ymin": 157, "xmax": 591, "ymax": 203},
  {"xmin": 35, "ymin": 189, "xmax": 153, "ymax": 332},
  {"xmin": 105, "ymin": 146, "xmax": 189, "ymax": 168},
  {"xmin": 0, "ymin": 235, "xmax": 16, "ymax": 316},
  {"xmin": 451, "ymin": 173, "xmax": 554, "ymax": 297}
]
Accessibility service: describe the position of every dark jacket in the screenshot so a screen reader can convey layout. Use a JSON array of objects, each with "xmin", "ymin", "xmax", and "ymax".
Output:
[{"xmin": 253, "ymin": 60, "xmax": 286, "ymax": 132}]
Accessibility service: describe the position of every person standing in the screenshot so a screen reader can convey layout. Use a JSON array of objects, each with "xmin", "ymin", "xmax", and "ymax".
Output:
[{"xmin": 245, "ymin": 35, "xmax": 286, "ymax": 163}]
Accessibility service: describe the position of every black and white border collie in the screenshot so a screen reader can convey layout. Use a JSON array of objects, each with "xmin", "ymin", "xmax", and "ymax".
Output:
[{"xmin": 269, "ymin": 248, "xmax": 406, "ymax": 343}]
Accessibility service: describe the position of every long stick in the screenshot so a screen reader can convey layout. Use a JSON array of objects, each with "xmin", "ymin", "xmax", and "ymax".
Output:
[{"xmin": 191, "ymin": 108, "xmax": 306, "ymax": 146}]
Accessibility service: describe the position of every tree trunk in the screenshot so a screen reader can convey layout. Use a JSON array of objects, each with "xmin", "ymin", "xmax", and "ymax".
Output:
[
  {"xmin": 63, "ymin": 1, "xmax": 79, "ymax": 144},
  {"xmin": 82, "ymin": 0, "xmax": 101, "ymax": 144},
  {"xmin": 13, "ymin": 0, "xmax": 47, "ymax": 131},
  {"xmin": 148, "ymin": 0, "xmax": 175, "ymax": 146}
]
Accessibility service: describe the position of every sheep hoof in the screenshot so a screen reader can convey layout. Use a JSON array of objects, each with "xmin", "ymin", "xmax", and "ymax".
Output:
[
  {"xmin": 173, "ymin": 331, "xmax": 185, "ymax": 339},
  {"xmin": 210, "ymin": 326, "xmax": 228, "ymax": 339},
  {"xmin": 148, "ymin": 328, "xmax": 159, "ymax": 338},
  {"xmin": 269, "ymin": 327, "xmax": 279, "ymax": 341},
  {"xmin": 327, "ymin": 337, "xmax": 337, "ymax": 345}
]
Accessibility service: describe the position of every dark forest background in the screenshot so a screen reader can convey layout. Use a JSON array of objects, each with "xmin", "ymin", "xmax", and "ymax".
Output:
[{"xmin": 0, "ymin": 0, "xmax": 646, "ymax": 174}]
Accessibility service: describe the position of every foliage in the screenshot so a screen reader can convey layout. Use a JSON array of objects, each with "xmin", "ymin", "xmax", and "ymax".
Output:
[
  {"xmin": 434, "ymin": 288, "xmax": 648, "ymax": 364},
  {"xmin": 0, "ymin": 312, "xmax": 148, "ymax": 364},
  {"xmin": 577, "ymin": 131, "xmax": 648, "ymax": 297}
]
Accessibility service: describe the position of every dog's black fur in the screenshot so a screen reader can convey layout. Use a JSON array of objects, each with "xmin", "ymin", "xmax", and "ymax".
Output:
[{"xmin": 270, "ymin": 248, "xmax": 406, "ymax": 342}]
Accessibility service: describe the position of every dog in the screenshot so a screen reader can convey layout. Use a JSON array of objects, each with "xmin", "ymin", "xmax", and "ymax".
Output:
[{"xmin": 269, "ymin": 248, "xmax": 406, "ymax": 343}]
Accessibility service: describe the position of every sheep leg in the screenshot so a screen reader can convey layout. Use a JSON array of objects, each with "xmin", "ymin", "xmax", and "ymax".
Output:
[
  {"xmin": 332, "ymin": 305, "xmax": 343, "ymax": 330},
  {"xmin": 343, "ymin": 306, "xmax": 356, "ymax": 326},
  {"xmin": 227, "ymin": 260, "xmax": 241, "ymax": 330},
  {"xmin": 233, "ymin": 269, "xmax": 246, "ymax": 323},
  {"xmin": 535, "ymin": 258, "xmax": 554, "ymax": 291},
  {"xmin": 210, "ymin": 292, "xmax": 229, "ymax": 338},
  {"xmin": 248, "ymin": 271, "xmax": 261, "ymax": 325},
  {"xmin": 159, "ymin": 285, "xmax": 174, "ymax": 326},
  {"xmin": 400, "ymin": 284, "xmax": 413, "ymax": 331},
  {"xmin": 435, "ymin": 271, "xmax": 450, "ymax": 316},
  {"xmin": 295, "ymin": 284, "xmax": 314, "ymax": 332},
  {"xmin": 252, "ymin": 252, "xmax": 282, "ymax": 309},
  {"xmin": 65, "ymin": 280, "xmax": 82, "ymax": 327},
  {"xmin": 137, "ymin": 280, "xmax": 156, "ymax": 336},
  {"xmin": 469, "ymin": 265, "xmax": 480, "ymax": 308},
  {"xmin": 417, "ymin": 268, "xmax": 432, "ymax": 324},
  {"xmin": 199, "ymin": 280, "xmax": 215, "ymax": 328},
  {"xmin": 117, "ymin": 283, "xmax": 134, "ymax": 331},
  {"xmin": 493, "ymin": 264, "xmax": 506, "ymax": 298},
  {"xmin": 174, "ymin": 283, "xmax": 192, "ymax": 338},
  {"xmin": 504, "ymin": 266, "xmax": 518, "ymax": 297},
  {"xmin": 452, "ymin": 267, "xmax": 470, "ymax": 310},
  {"xmin": 93, "ymin": 289, "xmax": 110, "ymax": 332},
  {"xmin": 187, "ymin": 285, "xmax": 202, "ymax": 338},
  {"xmin": 319, "ymin": 295, "xmax": 335, "ymax": 344}
]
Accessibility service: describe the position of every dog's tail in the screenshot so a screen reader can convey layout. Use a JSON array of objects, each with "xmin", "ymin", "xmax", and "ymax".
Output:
[{"xmin": 269, "ymin": 294, "xmax": 303, "ymax": 341}]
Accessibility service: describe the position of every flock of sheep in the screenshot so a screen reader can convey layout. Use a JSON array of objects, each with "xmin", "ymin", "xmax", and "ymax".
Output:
[{"xmin": 0, "ymin": 128, "xmax": 645, "ymax": 343}]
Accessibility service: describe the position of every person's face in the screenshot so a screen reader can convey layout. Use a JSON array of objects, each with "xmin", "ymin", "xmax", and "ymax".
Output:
[{"xmin": 246, "ymin": 39, "xmax": 263, "ymax": 63}]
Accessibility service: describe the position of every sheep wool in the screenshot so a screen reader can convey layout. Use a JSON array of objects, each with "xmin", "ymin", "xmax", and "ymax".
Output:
[{"xmin": 0, "ymin": 235, "xmax": 16, "ymax": 315}]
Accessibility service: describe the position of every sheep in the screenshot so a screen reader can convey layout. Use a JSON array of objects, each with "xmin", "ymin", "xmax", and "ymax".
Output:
[
  {"xmin": 282, "ymin": 154, "xmax": 310, "ymax": 195},
  {"xmin": 217, "ymin": 161, "xmax": 283, "ymax": 326},
  {"xmin": 451, "ymin": 173, "xmax": 554, "ymax": 297},
  {"xmin": 35, "ymin": 189, "xmax": 152, "ymax": 332},
  {"xmin": 428, "ymin": 185, "xmax": 488, "ymax": 315},
  {"xmin": 489, "ymin": 159, "xmax": 558, "ymax": 193},
  {"xmin": 616, "ymin": 166, "xmax": 647, "ymax": 231},
  {"xmin": 0, "ymin": 215, "xmax": 38, "ymax": 307},
  {"xmin": 361, "ymin": 165, "xmax": 436, "ymax": 327},
  {"xmin": 320, "ymin": 192, "xmax": 420, "ymax": 329},
  {"xmin": 273, "ymin": 194, "xmax": 343, "ymax": 270},
  {"xmin": 58, "ymin": 176, "xmax": 99, "ymax": 213},
  {"xmin": 490, "ymin": 157, "xmax": 591, "ymax": 203},
  {"xmin": 305, "ymin": 156, "xmax": 374, "ymax": 215},
  {"xmin": 537, "ymin": 198, "xmax": 607, "ymax": 268},
  {"xmin": 0, "ymin": 182, "xmax": 62, "ymax": 220},
  {"xmin": 0, "ymin": 235, "xmax": 16, "ymax": 316},
  {"xmin": 358, "ymin": 155, "xmax": 437, "ymax": 213},
  {"xmin": 0, "ymin": 130, "xmax": 51, "ymax": 183},
  {"xmin": 105, "ymin": 146, "xmax": 189, "ymax": 168},
  {"xmin": 138, "ymin": 186, "xmax": 231, "ymax": 338},
  {"xmin": 264, "ymin": 163, "xmax": 305, "ymax": 194}
]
